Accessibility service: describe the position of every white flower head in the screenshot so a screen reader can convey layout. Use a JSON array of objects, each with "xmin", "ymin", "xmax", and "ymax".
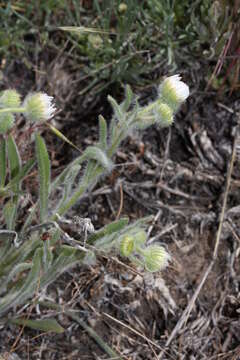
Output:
[
  {"xmin": 24, "ymin": 92, "xmax": 56, "ymax": 122},
  {"xmin": 159, "ymin": 74, "xmax": 189, "ymax": 111}
]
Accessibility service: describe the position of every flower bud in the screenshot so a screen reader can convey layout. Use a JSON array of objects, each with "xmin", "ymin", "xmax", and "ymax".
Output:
[
  {"xmin": 154, "ymin": 102, "xmax": 174, "ymax": 127},
  {"xmin": 159, "ymin": 74, "xmax": 189, "ymax": 111},
  {"xmin": 118, "ymin": 3, "xmax": 127, "ymax": 13},
  {"xmin": 0, "ymin": 89, "xmax": 21, "ymax": 108},
  {"xmin": 88, "ymin": 34, "xmax": 103, "ymax": 49},
  {"xmin": 23, "ymin": 92, "xmax": 56, "ymax": 122},
  {"xmin": 144, "ymin": 245, "xmax": 170, "ymax": 272},
  {"xmin": 0, "ymin": 113, "xmax": 15, "ymax": 134},
  {"xmin": 120, "ymin": 235, "xmax": 135, "ymax": 257}
]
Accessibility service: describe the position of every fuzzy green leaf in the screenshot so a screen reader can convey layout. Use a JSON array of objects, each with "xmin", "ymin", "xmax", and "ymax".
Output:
[
  {"xmin": 88, "ymin": 217, "xmax": 129, "ymax": 245},
  {"xmin": 50, "ymin": 156, "xmax": 83, "ymax": 191},
  {"xmin": 107, "ymin": 95, "xmax": 125, "ymax": 123},
  {"xmin": 83, "ymin": 146, "xmax": 113, "ymax": 171},
  {"xmin": 3, "ymin": 200, "xmax": 17, "ymax": 230},
  {"xmin": 0, "ymin": 230, "xmax": 17, "ymax": 261},
  {"xmin": 0, "ymin": 138, "xmax": 6, "ymax": 187},
  {"xmin": 121, "ymin": 85, "xmax": 133, "ymax": 112},
  {"xmin": 0, "ymin": 231, "xmax": 42, "ymax": 277},
  {"xmin": 6, "ymin": 135, "xmax": 21, "ymax": 229},
  {"xmin": 55, "ymin": 164, "xmax": 81, "ymax": 213},
  {"xmin": 0, "ymin": 262, "xmax": 32, "ymax": 295},
  {"xmin": 42, "ymin": 240, "xmax": 53, "ymax": 272},
  {"xmin": 40, "ymin": 245, "xmax": 82, "ymax": 289},
  {"xmin": 0, "ymin": 247, "xmax": 42, "ymax": 316},
  {"xmin": 7, "ymin": 135, "xmax": 21, "ymax": 179},
  {"xmin": 35, "ymin": 134, "xmax": 50, "ymax": 222},
  {"xmin": 7, "ymin": 158, "xmax": 35, "ymax": 190},
  {"xmin": 98, "ymin": 115, "xmax": 108, "ymax": 150}
]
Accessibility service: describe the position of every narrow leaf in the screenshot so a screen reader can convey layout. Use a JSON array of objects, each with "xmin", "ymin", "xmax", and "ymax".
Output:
[
  {"xmin": 50, "ymin": 156, "xmax": 83, "ymax": 191},
  {"xmin": 107, "ymin": 95, "xmax": 125, "ymax": 123},
  {"xmin": 47, "ymin": 124, "xmax": 81, "ymax": 153},
  {"xmin": 55, "ymin": 164, "xmax": 81, "ymax": 213},
  {"xmin": 0, "ymin": 262, "xmax": 32, "ymax": 295},
  {"xmin": 88, "ymin": 217, "xmax": 129, "ymax": 245},
  {"xmin": 7, "ymin": 135, "xmax": 21, "ymax": 179},
  {"xmin": 7, "ymin": 158, "xmax": 35, "ymax": 189},
  {"xmin": 83, "ymin": 146, "xmax": 113, "ymax": 171},
  {"xmin": 59, "ymin": 26, "xmax": 115, "ymax": 35},
  {"xmin": 0, "ymin": 247, "xmax": 42, "ymax": 316},
  {"xmin": 0, "ymin": 187, "xmax": 13, "ymax": 199},
  {"xmin": 3, "ymin": 200, "xmax": 17, "ymax": 230},
  {"xmin": 40, "ymin": 247, "xmax": 82, "ymax": 289},
  {"xmin": 43, "ymin": 240, "xmax": 53, "ymax": 272},
  {"xmin": 121, "ymin": 84, "xmax": 133, "ymax": 112},
  {"xmin": 0, "ymin": 138, "xmax": 6, "ymax": 186},
  {"xmin": 35, "ymin": 134, "xmax": 50, "ymax": 222},
  {"xmin": 98, "ymin": 115, "xmax": 108, "ymax": 150},
  {"xmin": 0, "ymin": 231, "xmax": 41, "ymax": 277},
  {"xmin": 6, "ymin": 135, "xmax": 22, "ymax": 229},
  {"xmin": 0, "ymin": 230, "xmax": 17, "ymax": 260},
  {"xmin": 11, "ymin": 318, "xmax": 64, "ymax": 334}
]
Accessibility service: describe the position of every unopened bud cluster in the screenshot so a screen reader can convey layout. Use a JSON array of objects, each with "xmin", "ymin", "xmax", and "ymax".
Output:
[
  {"xmin": 118, "ymin": 230, "xmax": 170, "ymax": 272},
  {"xmin": 137, "ymin": 74, "xmax": 189, "ymax": 129},
  {"xmin": 0, "ymin": 89, "xmax": 56, "ymax": 134},
  {"xmin": 0, "ymin": 90, "xmax": 21, "ymax": 133},
  {"xmin": 0, "ymin": 89, "xmax": 21, "ymax": 108}
]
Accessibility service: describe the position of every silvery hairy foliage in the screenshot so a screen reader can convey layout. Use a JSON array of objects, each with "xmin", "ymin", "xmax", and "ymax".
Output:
[{"xmin": 0, "ymin": 76, "xmax": 189, "ymax": 331}]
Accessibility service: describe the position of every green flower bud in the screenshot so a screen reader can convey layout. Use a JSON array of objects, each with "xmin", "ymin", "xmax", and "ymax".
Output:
[
  {"xmin": 144, "ymin": 245, "xmax": 170, "ymax": 272},
  {"xmin": 159, "ymin": 74, "xmax": 189, "ymax": 111},
  {"xmin": 23, "ymin": 92, "xmax": 56, "ymax": 122},
  {"xmin": 0, "ymin": 89, "xmax": 21, "ymax": 108},
  {"xmin": 0, "ymin": 113, "xmax": 15, "ymax": 134},
  {"xmin": 88, "ymin": 34, "xmax": 103, "ymax": 49},
  {"xmin": 154, "ymin": 102, "xmax": 174, "ymax": 127},
  {"xmin": 120, "ymin": 235, "xmax": 135, "ymax": 257}
]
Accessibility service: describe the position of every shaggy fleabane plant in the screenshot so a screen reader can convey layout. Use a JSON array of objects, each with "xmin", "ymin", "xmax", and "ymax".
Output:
[{"xmin": 0, "ymin": 75, "xmax": 189, "ymax": 332}]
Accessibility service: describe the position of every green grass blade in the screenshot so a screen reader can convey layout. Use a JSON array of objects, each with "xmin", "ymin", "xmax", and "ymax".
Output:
[
  {"xmin": 59, "ymin": 26, "xmax": 115, "ymax": 35},
  {"xmin": 35, "ymin": 134, "xmax": 50, "ymax": 222},
  {"xmin": 11, "ymin": 318, "xmax": 64, "ymax": 334}
]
